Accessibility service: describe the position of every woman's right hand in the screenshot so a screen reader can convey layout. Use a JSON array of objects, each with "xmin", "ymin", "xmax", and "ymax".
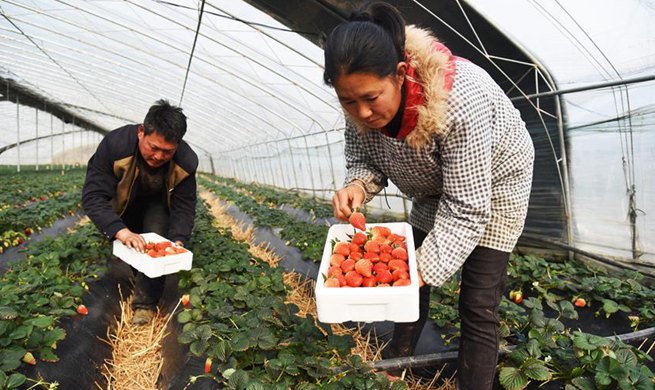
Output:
[{"xmin": 332, "ymin": 183, "xmax": 366, "ymax": 221}]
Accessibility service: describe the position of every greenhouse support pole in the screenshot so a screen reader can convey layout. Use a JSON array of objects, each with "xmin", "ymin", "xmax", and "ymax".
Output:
[
  {"xmin": 554, "ymin": 94, "xmax": 574, "ymax": 257},
  {"xmin": 35, "ymin": 108, "xmax": 39, "ymax": 170},
  {"xmin": 303, "ymin": 136, "xmax": 317, "ymax": 198},
  {"xmin": 275, "ymin": 141, "xmax": 288, "ymax": 189},
  {"xmin": 61, "ymin": 122, "xmax": 65, "ymax": 170},
  {"xmin": 315, "ymin": 144, "xmax": 326, "ymax": 192},
  {"xmin": 16, "ymin": 96, "xmax": 20, "ymax": 173},
  {"xmin": 324, "ymin": 131, "xmax": 337, "ymax": 190},
  {"xmin": 287, "ymin": 139, "xmax": 300, "ymax": 192},
  {"xmin": 50, "ymin": 109, "xmax": 54, "ymax": 170},
  {"xmin": 209, "ymin": 154, "xmax": 216, "ymax": 175},
  {"xmin": 266, "ymin": 143, "xmax": 276, "ymax": 187}
]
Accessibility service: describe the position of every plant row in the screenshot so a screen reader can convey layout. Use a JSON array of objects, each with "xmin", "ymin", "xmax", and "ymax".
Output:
[
  {"xmin": 199, "ymin": 176, "xmax": 655, "ymax": 390},
  {"xmin": 0, "ymin": 169, "xmax": 85, "ymax": 251},
  {"xmin": 0, "ymin": 223, "xmax": 110, "ymax": 389},
  {"xmin": 176, "ymin": 199, "xmax": 408, "ymax": 389}
]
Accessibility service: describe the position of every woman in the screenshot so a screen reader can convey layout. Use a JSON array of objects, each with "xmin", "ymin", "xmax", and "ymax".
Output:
[{"xmin": 325, "ymin": 2, "xmax": 534, "ymax": 389}]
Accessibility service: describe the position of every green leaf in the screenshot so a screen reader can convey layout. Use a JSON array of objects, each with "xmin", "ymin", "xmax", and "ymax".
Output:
[
  {"xmin": 245, "ymin": 382, "xmax": 266, "ymax": 390},
  {"xmin": 499, "ymin": 367, "xmax": 529, "ymax": 390},
  {"xmin": 602, "ymin": 299, "xmax": 619, "ymax": 315},
  {"xmin": 522, "ymin": 358, "xmax": 551, "ymax": 381},
  {"xmin": 230, "ymin": 333, "xmax": 250, "ymax": 352},
  {"xmin": 227, "ymin": 369, "xmax": 249, "ymax": 390},
  {"xmin": 214, "ymin": 340, "xmax": 231, "ymax": 362},
  {"xmin": 0, "ymin": 347, "xmax": 26, "ymax": 371},
  {"xmin": 25, "ymin": 315, "xmax": 54, "ymax": 329},
  {"xmin": 177, "ymin": 310, "xmax": 192, "ymax": 324},
  {"xmin": 189, "ymin": 339, "xmax": 209, "ymax": 356},
  {"xmin": 390, "ymin": 381, "xmax": 409, "ymax": 390},
  {"xmin": 38, "ymin": 347, "xmax": 59, "ymax": 363},
  {"xmin": 0, "ymin": 307, "xmax": 18, "ymax": 320},
  {"xmin": 5, "ymin": 373, "xmax": 26, "ymax": 389},
  {"xmin": 570, "ymin": 377, "xmax": 596, "ymax": 390}
]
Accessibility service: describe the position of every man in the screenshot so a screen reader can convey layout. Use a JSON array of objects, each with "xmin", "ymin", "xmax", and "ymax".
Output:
[{"xmin": 82, "ymin": 99, "xmax": 198, "ymax": 325}]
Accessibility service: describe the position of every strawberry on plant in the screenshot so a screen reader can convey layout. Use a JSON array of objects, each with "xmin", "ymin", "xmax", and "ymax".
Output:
[
  {"xmin": 574, "ymin": 297, "xmax": 586, "ymax": 307},
  {"xmin": 22, "ymin": 352, "xmax": 36, "ymax": 366},
  {"xmin": 204, "ymin": 357, "xmax": 212, "ymax": 374},
  {"xmin": 509, "ymin": 290, "xmax": 523, "ymax": 304},
  {"xmin": 349, "ymin": 209, "xmax": 366, "ymax": 231},
  {"xmin": 77, "ymin": 304, "xmax": 88, "ymax": 315},
  {"xmin": 24, "ymin": 227, "xmax": 34, "ymax": 236},
  {"xmin": 181, "ymin": 294, "xmax": 190, "ymax": 307}
]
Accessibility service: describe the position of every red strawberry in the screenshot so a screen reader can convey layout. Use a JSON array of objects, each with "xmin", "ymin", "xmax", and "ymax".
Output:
[
  {"xmin": 349, "ymin": 243, "xmax": 362, "ymax": 253},
  {"xmin": 362, "ymin": 277, "xmax": 377, "ymax": 287},
  {"xmin": 329, "ymin": 253, "xmax": 346, "ymax": 267},
  {"xmin": 392, "ymin": 269, "xmax": 410, "ymax": 281},
  {"xmin": 204, "ymin": 357, "xmax": 212, "ymax": 374},
  {"xmin": 391, "ymin": 247, "xmax": 408, "ymax": 261},
  {"xmin": 388, "ymin": 259, "xmax": 409, "ymax": 273},
  {"xmin": 376, "ymin": 270, "xmax": 393, "ymax": 284},
  {"xmin": 574, "ymin": 298, "xmax": 586, "ymax": 307},
  {"xmin": 373, "ymin": 262, "xmax": 388, "ymax": 274},
  {"xmin": 351, "ymin": 232, "xmax": 368, "ymax": 246},
  {"xmin": 393, "ymin": 279, "xmax": 411, "ymax": 287},
  {"xmin": 327, "ymin": 266, "xmax": 342, "ymax": 277},
  {"xmin": 181, "ymin": 294, "xmax": 190, "ymax": 307},
  {"xmin": 76, "ymin": 304, "xmax": 88, "ymax": 316},
  {"xmin": 22, "ymin": 352, "xmax": 36, "ymax": 366},
  {"xmin": 354, "ymin": 259, "xmax": 373, "ymax": 277},
  {"xmin": 24, "ymin": 227, "xmax": 34, "ymax": 236},
  {"xmin": 340, "ymin": 258, "xmax": 356, "ymax": 273},
  {"xmin": 364, "ymin": 241, "xmax": 380, "ymax": 253},
  {"xmin": 324, "ymin": 277, "xmax": 341, "ymax": 288},
  {"xmin": 371, "ymin": 226, "xmax": 391, "ymax": 237},
  {"xmin": 349, "ymin": 252, "xmax": 363, "ymax": 261},
  {"xmin": 333, "ymin": 242, "xmax": 350, "ymax": 256},
  {"xmin": 379, "ymin": 253, "xmax": 392, "ymax": 263},
  {"xmin": 345, "ymin": 271, "xmax": 363, "ymax": 287},
  {"xmin": 349, "ymin": 209, "xmax": 366, "ymax": 231}
]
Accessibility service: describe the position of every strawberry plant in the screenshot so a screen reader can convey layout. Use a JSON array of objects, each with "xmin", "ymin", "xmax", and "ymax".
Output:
[{"xmin": 175, "ymin": 201, "xmax": 408, "ymax": 388}]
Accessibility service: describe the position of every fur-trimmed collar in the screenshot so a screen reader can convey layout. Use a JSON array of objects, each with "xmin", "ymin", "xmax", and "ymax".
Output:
[{"xmin": 346, "ymin": 25, "xmax": 454, "ymax": 149}]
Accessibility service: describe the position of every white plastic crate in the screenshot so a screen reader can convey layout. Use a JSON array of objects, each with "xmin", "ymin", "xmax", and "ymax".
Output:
[
  {"xmin": 315, "ymin": 222, "xmax": 419, "ymax": 323},
  {"xmin": 112, "ymin": 232, "xmax": 193, "ymax": 278}
]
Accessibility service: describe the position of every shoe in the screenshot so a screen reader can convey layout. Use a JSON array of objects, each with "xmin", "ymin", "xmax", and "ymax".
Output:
[{"xmin": 131, "ymin": 308, "xmax": 155, "ymax": 326}]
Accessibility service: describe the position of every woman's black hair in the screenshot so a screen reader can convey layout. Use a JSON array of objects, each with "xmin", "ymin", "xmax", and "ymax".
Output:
[
  {"xmin": 323, "ymin": 2, "xmax": 406, "ymax": 86},
  {"xmin": 143, "ymin": 99, "xmax": 187, "ymax": 143}
]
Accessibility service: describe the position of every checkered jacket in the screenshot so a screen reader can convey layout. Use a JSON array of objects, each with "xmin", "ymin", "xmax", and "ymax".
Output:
[{"xmin": 343, "ymin": 26, "xmax": 534, "ymax": 287}]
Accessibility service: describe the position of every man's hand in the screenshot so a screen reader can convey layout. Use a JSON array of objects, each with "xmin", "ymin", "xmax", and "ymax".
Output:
[
  {"xmin": 332, "ymin": 182, "xmax": 366, "ymax": 221},
  {"xmin": 115, "ymin": 228, "xmax": 146, "ymax": 253}
]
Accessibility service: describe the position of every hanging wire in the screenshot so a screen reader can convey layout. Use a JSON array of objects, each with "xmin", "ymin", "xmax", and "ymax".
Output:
[
  {"xmin": 179, "ymin": 0, "xmax": 205, "ymax": 106},
  {"xmin": 153, "ymin": 0, "xmax": 320, "ymax": 37}
]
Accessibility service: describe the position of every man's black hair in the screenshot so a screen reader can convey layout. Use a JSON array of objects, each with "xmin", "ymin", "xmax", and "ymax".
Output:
[{"xmin": 143, "ymin": 99, "xmax": 187, "ymax": 143}]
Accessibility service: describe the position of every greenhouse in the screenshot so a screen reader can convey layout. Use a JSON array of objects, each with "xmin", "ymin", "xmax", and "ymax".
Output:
[{"xmin": 1, "ymin": 0, "xmax": 654, "ymax": 389}]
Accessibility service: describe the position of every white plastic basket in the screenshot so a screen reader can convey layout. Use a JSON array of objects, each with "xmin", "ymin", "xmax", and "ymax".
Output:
[
  {"xmin": 112, "ymin": 232, "xmax": 193, "ymax": 278},
  {"xmin": 314, "ymin": 222, "xmax": 419, "ymax": 323}
]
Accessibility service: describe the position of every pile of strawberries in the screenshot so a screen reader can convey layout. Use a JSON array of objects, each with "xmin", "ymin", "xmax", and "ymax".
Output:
[
  {"xmin": 324, "ymin": 226, "xmax": 411, "ymax": 288},
  {"xmin": 145, "ymin": 241, "xmax": 187, "ymax": 258}
]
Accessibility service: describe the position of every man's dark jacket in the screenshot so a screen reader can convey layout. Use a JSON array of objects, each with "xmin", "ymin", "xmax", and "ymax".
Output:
[{"xmin": 82, "ymin": 124, "xmax": 198, "ymax": 243}]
